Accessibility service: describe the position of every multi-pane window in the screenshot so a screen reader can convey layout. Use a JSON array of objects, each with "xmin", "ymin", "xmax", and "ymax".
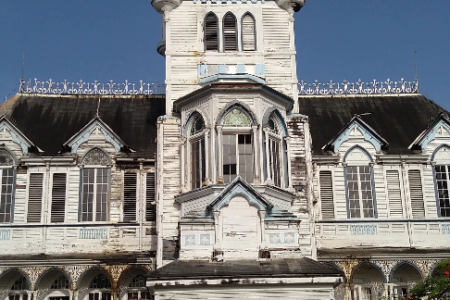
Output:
[
  {"xmin": 204, "ymin": 13, "xmax": 219, "ymax": 51},
  {"xmin": 128, "ymin": 275, "xmax": 150, "ymax": 300},
  {"xmin": 9, "ymin": 276, "xmax": 28, "ymax": 300},
  {"xmin": 80, "ymin": 149, "xmax": 110, "ymax": 222},
  {"xmin": 0, "ymin": 168, "xmax": 15, "ymax": 223},
  {"xmin": 268, "ymin": 137, "xmax": 281, "ymax": 187},
  {"xmin": 50, "ymin": 276, "xmax": 70, "ymax": 289},
  {"xmin": 191, "ymin": 138, "xmax": 205, "ymax": 189},
  {"xmin": 434, "ymin": 165, "xmax": 450, "ymax": 217},
  {"xmin": 223, "ymin": 134, "xmax": 253, "ymax": 183},
  {"xmin": 242, "ymin": 13, "xmax": 256, "ymax": 51},
  {"xmin": 89, "ymin": 274, "xmax": 111, "ymax": 300},
  {"xmin": 223, "ymin": 12, "xmax": 237, "ymax": 51},
  {"xmin": 346, "ymin": 166, "xmax": 375, "ymax": 218}
]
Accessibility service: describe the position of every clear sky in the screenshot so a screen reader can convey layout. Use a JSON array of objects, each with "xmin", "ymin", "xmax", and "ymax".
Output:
[{"xmin": 1, "ymin": 1, "xmax": 449, "ymax": 108}]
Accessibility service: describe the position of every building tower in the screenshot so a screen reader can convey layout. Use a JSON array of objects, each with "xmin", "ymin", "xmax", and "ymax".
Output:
[{"xmin": 148, "ymin": 0, "xmax": 344, "ymax": 298}]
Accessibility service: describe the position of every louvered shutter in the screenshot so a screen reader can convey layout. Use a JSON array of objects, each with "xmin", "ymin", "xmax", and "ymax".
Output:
[
  {"xmin": 242, "ymin": 14, "xmax": 255, "ymax": 51},
  {"xmin": 408, "ymin": 170, "xmax": 425, "ymax": 218},
  {"xmin": 320, "ymin": 171, "xmax": 335, "ymax": 219},
  {"xmin": 223, "ymin": 13, "xmax": 237, "ymax": 51},
  {"xmin": 51, "ymin": 173, "xmax": 66, "ymax": 223},
  {"xmin": 146, "ymin": 172, "xmax": 156, "ymax": 222},
  {"xmin": 123, "ymin": 173, "xmax": 137, "ymax": 222},
  {"xmin": 386, "ymin": 170, "xmax": 403, "ymax": 217},
  {"xmin": 27, "ymin": 173, "xmax": 43, "ymax": 223},
  {"xmin": 204, "ymin": 13, "xmax": 218, "ymax": 51}
]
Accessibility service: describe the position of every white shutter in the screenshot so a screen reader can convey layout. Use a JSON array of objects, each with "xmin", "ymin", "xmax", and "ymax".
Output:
[
  {"xmin": 204, "ymin": 13, "xmax": 218, "ymax": 51},
  {"xmin": 123, "ymin": 173, "xmax": 137, "ymax": 222},
  {"xmin": 408, "ymin": 170, "xmax": 425, "ymax": 218},
  {"xmin": 223, "ymin": 13, "xmax": 237, "ymax": 51},
  {"xmin": 27, "ymin": 173, "xmax": 43, "ymax": 223},
  {"xmin": 386, "ymin": 170, "xmax": 403, "ymax": 217},
  {"xmin": 320, "ymin": 170, "xmax": 335, "ymax": 219},
  {"xmin": 242, "ymin": 14, "xmax": 255, "ymax": 51},
  {"xmin": 146, "ymin": 172, "xmax": 156, "ymax": 222},
  {"xmin": 51, "ymin": 173, "xmax": 66, "ymax": 223}
]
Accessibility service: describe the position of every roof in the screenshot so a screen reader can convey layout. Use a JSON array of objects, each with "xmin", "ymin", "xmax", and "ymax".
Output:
[
  {"xmin": 3, "ymin": 94, "xmax": 166, "ymax": 157},
  {"xmin": 298, "ymin": 94, "xmax": 447, "ymax": 154},
  {"xmin": 147, "ymin": 258, "xmax": 343, "ymax": 280}
]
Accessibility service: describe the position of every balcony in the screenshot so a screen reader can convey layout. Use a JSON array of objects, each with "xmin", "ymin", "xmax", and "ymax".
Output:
[{"xmin": 315, "ymin": 219, "xmax": 450, "ymax": 250}]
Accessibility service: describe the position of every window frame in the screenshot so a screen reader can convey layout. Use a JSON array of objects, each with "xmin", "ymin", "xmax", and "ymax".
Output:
[
  {"xmin": 433, "ymin": 164, "xmax": 450, "ymax": 218},
  {"xmin": 204, "ymin": 12, "xmax": 219, "ymax": 51},
  {"xmin": 0, "ymin": 148, "xmax": 16, "ymax": 224},
  {"xmin": 79, "ymin": 149, "xmax": 111, "ymax": 222},
  {"xmin": 222, "ymin": 12, "xmax": 238, "ymax": 52},
  {"xmin": 343, "ymin": 146, "xmax": 377, "ymax": 219},
  {"xmin": 186, "ymin": 113, "xmax": 208, "ymax": 191},
  {"xmin": 241, "ymin": 12, "xmax": 256, "ymax": 51},
  {"xmin": 221, "ymin": 129, "xmax": 254, "ymax": 183}
]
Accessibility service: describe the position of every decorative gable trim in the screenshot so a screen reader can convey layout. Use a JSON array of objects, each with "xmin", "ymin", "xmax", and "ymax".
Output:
[
  {"xmin": 207, "ymin": 176, "xmax": 273, "ymax": 212},
  {"xmin": 0, "ymin": 116, "xmax": 38, "ymax": 155},
  {"xmin": 410, "ymin": 114, "xmax": 450, "ymax": 150},
  {"xmin": 63, "ymin": 117, "xmax": 127, "ymax": 154},
  {"xmin": 323, "ymin": 116, "xmax": 388, "ymax": 152}
]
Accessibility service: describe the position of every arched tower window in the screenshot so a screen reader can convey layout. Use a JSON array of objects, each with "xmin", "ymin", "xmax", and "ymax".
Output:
[
  {"xmin": 220, "ymin": 107, "xmax": 254, "ymax": 183},
  {"xmin": 0, "ymin": 148, "xmax": 15, "ymax": 223},
  {"xmin": 241, "ymin": 13, "xmax": 256, "ymax": 51},
  {"xmin": 204, "ymin": 13, "xmax": 219, "ymax": 51},
  {"xmin": 80, "ymin": 148, "xmax": 111, "ymax": 222},
  {"xmin": 188, "ymin": 114, "xmax": 206, "ymax": 189},
  {"xmin": 223, "ymin": 12, "xmax": 237, "ymax": 51}
]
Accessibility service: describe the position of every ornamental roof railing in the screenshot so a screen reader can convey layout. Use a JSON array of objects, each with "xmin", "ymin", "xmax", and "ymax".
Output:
[
  {"xmin": 298, "ymin": 78, "xmax": 418, "ymax": 95},
  {"xmin": 19, "ymin": 79, "xmax": 166, "ymax": 95}
]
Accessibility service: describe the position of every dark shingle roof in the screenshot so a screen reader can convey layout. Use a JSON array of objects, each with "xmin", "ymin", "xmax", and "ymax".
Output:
[
  {"xmin": 4, "ymin": 94, "xmax": 165, "ymax": 157},
  {"xmin": 298, "ymin": 94, "xmax": 447, "ymax": 154},
  {"xmin": 147, "ymin": 258, "xmax": 343, "ymax": 280}
]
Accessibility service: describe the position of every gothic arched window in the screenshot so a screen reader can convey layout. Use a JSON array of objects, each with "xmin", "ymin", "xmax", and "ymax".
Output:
[
  {"xmin": 223, "ymin": 12, "xmax": 237, "ymax": 51},
  {"xmin": 188, "ymin": 113, "xmax": 207, "ymax": 190},
  {"xmin": 241, "ymin": 13, "xmax": 256, "ymax": 51},
  {"xmin": 127, "ymin": 275, "xmax": 150, "ymax": 300},
  {"xmin": 204, "ymin": 12, "xmax": 219, "ymax": 51},
  {"xmin": 264, "ymin": 114, "xmax": 284, "ymax": 187},
  {"xmin": 9, "ymin": 275, "xmax": 29, "ymax": 300},
  {"xmin": 80, "ymin": 148, "xmax": 110, "ymax": 222},
  {"xmin": 221, "ymin": 107, "xmax": 254, "ymax": 183},
  {"xmin": 0, "ymin": 148, "xmax": 15, "ymax": 223},
  {"xmin": 88, "ymin": 273, "xmax": 112, "ymax": 300}
]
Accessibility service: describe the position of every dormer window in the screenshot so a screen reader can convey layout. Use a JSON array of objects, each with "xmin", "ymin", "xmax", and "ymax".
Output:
[
  {"xmin": 204, "ymin": 13, "xmax": 219, "ymax": 51},
  {"xmin": 80, "ymin": 148, "xmax": 111, "ymax": 222},
  {"xmin": 223, "ymin": 12, "xmax": 237, "ymax": 51}
]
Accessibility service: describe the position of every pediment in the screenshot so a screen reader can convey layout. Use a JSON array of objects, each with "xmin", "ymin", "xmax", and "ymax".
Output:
[
  {"xmin": 323, "ymin": 116, "xmax": 388, "ymax": 152},
  {"xmin": 0, "ymin": 116, "xmax": 39, "ymax": 155},
  {"xmin": 410, "ymin": 113, "xmax": 450, "ymax": 150},
  {"xmin": 207, "ymin": 176, "xmax": 273, "ymax": 212},
  {"xmin": 63, "ymin": 117, "xmax": 128, "ymax": 154}
]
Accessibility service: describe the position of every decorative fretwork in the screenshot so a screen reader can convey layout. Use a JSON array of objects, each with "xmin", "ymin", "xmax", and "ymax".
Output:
[
  {"xmin": 223, "ymin": 108, "xmax": 252, "ymax": 127},
  {"xmin": 0, "ymin": 149, "xmax": 14, "ymax": 166},
  {"xmin": 105, "ymin": 265, "xmax": 129, "ymax": 289},
  {"xmin": 19, "ymin": 78, "xmax": 165, "ymax": 95},
  {"xmin": 62, "ymin": 265, "xmax": 90, "ymax": 290},
  {"xmin": 20, "ymin": 267, "xmax": 46, "ymax": 290},
  {"xmin": 412, "ymin": 259, "xmax": 440, "ymax": 278},
  {"xmin": 298, "ymin": 79, "xmax": 418, "ymax": 95},
  {"xmin": 82, "ymin": 149, "xmax": 110, "ymax": 165},
  {"xmin": 377, "ymin": 260, "xmax": 400, "ymax": 282}
]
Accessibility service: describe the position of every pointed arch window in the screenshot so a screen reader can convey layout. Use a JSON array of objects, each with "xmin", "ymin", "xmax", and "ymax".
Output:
[
  {"xmin": 127, "ymin": 275, "xmax": 150, "ymax": 300},
  {"xmin": 241, "ymin": 13, "xmax": 256, "ymax": 51},
  {"xmin": 0, "ymin": 149, "xmax": 16, "ymax": 223},
  {"xmin": 187, "ymin": 114, "xmax": 207, "ymax": 190},
  {"xmin": 9, "ymin": 275, "xmax": 29, "ymax": 300},
  {"xmin": 204, "ymin": 13, "xmax": 219, "ymax": 51},
  {"xmin": 50, "ymin": 275, "xmax": 70, "ymax": 289},
  {"xmin": 223, "ymin": 12, "xmax": 237, "ymax": 51},
  {"xmin": 221, "ymin": 107, "xmax": 254, "ymax": 183},
  {"xmin": 80, "ymin": 149, "xmax": 110, "ymax": 222}
]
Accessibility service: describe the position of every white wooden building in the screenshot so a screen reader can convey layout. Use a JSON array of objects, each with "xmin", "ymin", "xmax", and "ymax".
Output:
[{"xmin": 0, "ymin": 0, "xmax": 448, "ymax": 299}]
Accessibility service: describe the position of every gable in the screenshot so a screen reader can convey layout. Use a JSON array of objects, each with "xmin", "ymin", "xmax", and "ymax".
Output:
[
  {"xmin": 207, "ymin": 176, "xmax": 272, "ymax": 212},
  {"xmin": 410, "ymin": 115, "xmax": 450, "ymax": 150},
  {"xmin": 63, "ymin": 117, "xmax": 127, "ymax": 154},
  {"xmin": 324, "ymin": 117, "xmax": 388, "ymax": 152},
  {"xmin": 0, "ymin": 117, "xmax": 38, "ymax": 156}
]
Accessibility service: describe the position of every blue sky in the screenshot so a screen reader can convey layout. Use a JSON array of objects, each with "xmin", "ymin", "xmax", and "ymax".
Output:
[{"xmin": 1, "ymin": 1, "xmax": 449, "ymax": 108}]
